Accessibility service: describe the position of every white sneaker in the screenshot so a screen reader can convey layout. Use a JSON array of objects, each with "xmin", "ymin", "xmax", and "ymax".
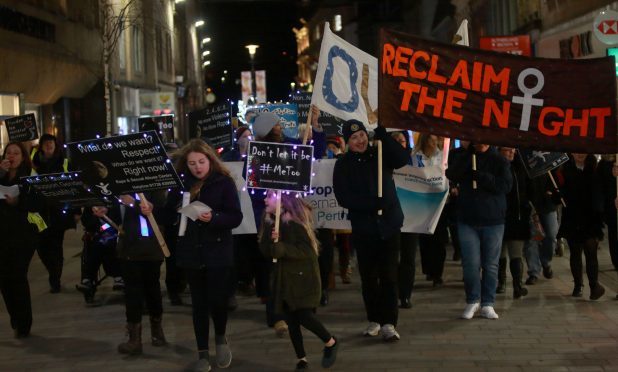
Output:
[
  {"xmin": 461, "ymin": 303, "xmax": 480, "ymax": 319},
  {"xmin": 362, "ymin": 322, "xmax": 380, "ymax": 337},
  {"xmin": 380, "ymin": 324, "xmax": 400, "ymax": 341},
  {"xmin": 480, "ymin": 306, "xmax": 499, "ymax": 319}
]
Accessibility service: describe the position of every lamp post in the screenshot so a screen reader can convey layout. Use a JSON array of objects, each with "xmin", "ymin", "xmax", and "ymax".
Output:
[{"xmin": 245, "ymin": 44, "xmax": 259, "ymax": 102}]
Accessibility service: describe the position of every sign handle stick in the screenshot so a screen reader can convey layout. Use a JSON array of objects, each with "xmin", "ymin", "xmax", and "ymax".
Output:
[
  {"xmin": 178, "ymin": 191, "xmax": 191, "ymax": 236},
  {"xmin": 274, "ymin": 190, "xmax": 282, "ymax": 243},
  {"xmin": 137, "ymin": 192, "xmax": 171, "ymax": 257},
  {"xmin": 102, "ymin": 214, "xmax": 122, "ymax": 234},
  {"xmin": 472, "ymin": 154, "xmax": 477, "ymax": 189},
  {"xmin": 547, "ymin": 172, "xmax": 566, "ymax": 208},
  {"xmin": 302, "ymin": 106, "xmax": 314, "ymax": 145},
  {"xmin": 378, "ymin": 140, "xmax": 383, "ymax": 216},
  {"xmin": 615, "ymin": 155, "xmax": 617, "ymax": 233}
]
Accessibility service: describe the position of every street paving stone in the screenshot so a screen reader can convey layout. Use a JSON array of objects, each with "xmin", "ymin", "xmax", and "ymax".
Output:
[{"xmin": 1, "ymin": 226, "xmax": 618, "ymax": 371}]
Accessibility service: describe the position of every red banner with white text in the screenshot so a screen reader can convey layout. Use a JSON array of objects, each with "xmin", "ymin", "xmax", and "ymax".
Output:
[{"xmin": 378, "ymin": 28, "xmax": 618, "ymax": 154}]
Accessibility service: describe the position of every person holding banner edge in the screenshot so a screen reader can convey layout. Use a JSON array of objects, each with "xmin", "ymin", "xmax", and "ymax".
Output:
[
  {"xmin": 445, "ymin": 143, "xmax": 512, "ymax": 320},
  {"xmin": 333, "ymin": 120, "xmax": 409, "ymax": 341},
  {"xmin": 166, "ymin": 139, "xmax": 242, "ymax": 371},
  {"xmin": 557, "ymin": 153, "xmax": 605, "ymax": 300}
]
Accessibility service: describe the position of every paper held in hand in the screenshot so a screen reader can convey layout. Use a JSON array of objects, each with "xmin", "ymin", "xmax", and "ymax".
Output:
[
  {"xmin": 0, "ymin": 185, "xmax": 19, "ymax": 199},
  {"xmin": 179, "ymin": 201, "xmax": 212, "ymax": 221}
]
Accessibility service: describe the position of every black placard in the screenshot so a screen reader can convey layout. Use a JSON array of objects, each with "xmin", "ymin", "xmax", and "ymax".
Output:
[
  {"xmin": 4, "ymin": 114, "xmax": 38, "ymax": 143},
  {"xmin": 518, "ymin": 149, "xmax": 569, "ymax": 178},
  {"xmin": 66, "ymin": 131, "xmax": 183, "ymax": 196},
  {"xmin": 290, "ymin": 92, "xmax": 345, "ymax": 137},
  {"xmin": 246, "ymin": 141, "xmax": 313, "ymax": 192},
  {"xmin": 138, "ymin": 115, "xmax": 175, "ymax": 145},
  {"xmin": 21, "ymin": 171, "xmax": 109, "ymax": 208},
  {"xmin": 189, "ymin": 103, "xmax": 232, "ymax": 149}
]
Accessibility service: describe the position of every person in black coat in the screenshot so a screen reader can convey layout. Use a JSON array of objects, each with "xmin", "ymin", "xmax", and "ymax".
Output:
[
  {"xmin": 116, "ymin": 189, "xmax": 168, "ymax": 355},
  {"xmin": 167, "ymin": 139, "xmax": 242, "ymax": 371},
  {"xmin": 0, "ymin": 142, "xmax": 40, "ymax": 338},
  {"xmin": 333, "ymin": 121, "xmax": 409, "ymax": 341},
  {"xmin": 32, "ymin": 134, "xmax": 79, "ymax": 293},
  {"xmin": 558, "ymin": 153, "xmax": 606, "ymax": 300},
  {"xmin": 497, "ymin": 148, "xmax": 532, "ymax": 299}
]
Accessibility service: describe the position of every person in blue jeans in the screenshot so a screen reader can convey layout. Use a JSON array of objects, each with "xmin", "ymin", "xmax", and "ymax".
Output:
[{"xmin": 446, "ymin": 144, "xmax": 512, "ymax": 320}]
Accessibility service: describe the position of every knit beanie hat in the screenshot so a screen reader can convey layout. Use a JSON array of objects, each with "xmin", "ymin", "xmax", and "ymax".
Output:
[{"xmin": 342, "ymin": 119, "xmax": 367, "ymax": 143}]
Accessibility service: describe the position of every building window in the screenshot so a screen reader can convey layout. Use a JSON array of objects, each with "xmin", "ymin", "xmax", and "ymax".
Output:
[
  {"xmin": 133, "ymin": 25, "xmax": 144, "ymax": 73},
  {"xmin": 119, "ymin": 28, "xmax": 126, "ymax": 70},
  {"xmin": 334, "ymin": 15, "xmax": 342, "ymax": 31},
  {"xmin": 166, "ymin": 32, "xmax": 172, "ymax": 73},
  {"xmin": 156, "ymin": 27, "xmax": 163, "ymax": 71}
]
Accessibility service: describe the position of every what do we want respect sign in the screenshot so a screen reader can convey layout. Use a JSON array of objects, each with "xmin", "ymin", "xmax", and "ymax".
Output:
[{"xmin": 66, "ymin": 131, "xmax": 183, "ymax": 196}]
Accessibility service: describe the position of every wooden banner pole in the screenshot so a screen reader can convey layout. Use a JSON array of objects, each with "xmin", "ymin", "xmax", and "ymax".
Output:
[
  {"xmin": 378, "ymin": 140, "xmax": 383, "ymax": 216},
  {"xmin": 137, "ymin": 192, "xmax": 171, "ymax": 257},
  {"xmin": 547, "ymin": 172, "xmax": 566, "ymax": 208}
]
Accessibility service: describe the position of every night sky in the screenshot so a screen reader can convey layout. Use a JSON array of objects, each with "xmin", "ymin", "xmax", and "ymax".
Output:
[{"xmin": 197, "ymin": 0, "xmax": 316, "ymax": 104}]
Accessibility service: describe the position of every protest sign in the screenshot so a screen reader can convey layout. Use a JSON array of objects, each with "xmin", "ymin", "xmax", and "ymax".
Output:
[
  {"xmin": 379, "ymin": 28, "xmax": 618, "ymax": 154},
  {"xmin": 4, "ymin": 114, "xmax": 38, "ymax": 143},
  {"xmin": 248, "ymin": 103, "xmax": 299, "ymax": 139},
  {"xmin": 518, "ymin": 149, "xmax": 569, "ymax": 178},
  {"xmin": 290, "ymin": 92, "xmax": 345, "ymax": 137},
  {"xmin": 246, "ymin": 141, "xmax": 313, "ymax": 192},
  {"xmin": 66, "ymin": 131, "xmax": 182, "ymax": 196},
  {"xmin": 21, "ymin": 171, "xmax": 109, "ymax": 208},
  {"xmin": 189, "ymin": 103, "xmax": 233, "ymax": 149},
  {"xmin": 138, "ymin": 115, "xmax": 175, "ymax": 145},
  {"xmin": 311, "ymin": 22, "xmax": 378, "ymax": 130},
  {"xmin": 302, "ymin": 159, "xmax": 447, "ymax": 233}
]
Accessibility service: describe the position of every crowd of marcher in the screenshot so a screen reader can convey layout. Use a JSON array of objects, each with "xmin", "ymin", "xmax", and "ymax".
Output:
[{"xmin": 1, "ymin": 109, "xmax": 617, "ymax": 372}]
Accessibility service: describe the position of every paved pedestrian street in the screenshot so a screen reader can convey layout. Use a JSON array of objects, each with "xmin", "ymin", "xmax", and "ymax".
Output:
[{"xmin": 2, "ymin": 227, "xmax": 618, "ymax": 371}]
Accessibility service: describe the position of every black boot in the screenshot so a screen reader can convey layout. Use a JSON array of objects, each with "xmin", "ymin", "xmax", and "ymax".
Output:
[
  {"xmin": 496, "ymin": 258, "xmax": 507, "ymax": 294},
  {"xmin": 510, "ymin": 258, "xmax": 528, "ymax": 299},
  {"xmin": 150, "ymin": 316, "xmax": 168, "ymax": 346},
  {"xmin": 118, "ymin": 323, "xmax": 142, "ymax": 354}
]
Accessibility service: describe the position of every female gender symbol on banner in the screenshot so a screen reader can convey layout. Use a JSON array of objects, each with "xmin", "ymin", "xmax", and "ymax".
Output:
[
  {"xmin": 322, "ymin": 45, "xmax": 359, "ymax": 112},
  {"xmin": 512, "ymin": 67, "xmax": 545, "ymax": 132}
]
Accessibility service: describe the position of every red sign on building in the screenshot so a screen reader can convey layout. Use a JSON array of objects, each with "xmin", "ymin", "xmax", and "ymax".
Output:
[{"xmin": 479, "ymin": 35, "xmax": 532, "ymax": 57}]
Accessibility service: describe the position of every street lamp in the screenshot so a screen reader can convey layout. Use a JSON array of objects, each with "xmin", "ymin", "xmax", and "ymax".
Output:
[{"xmin": 245, "ymin": 44, "xmax": 259, "ymax": 101}]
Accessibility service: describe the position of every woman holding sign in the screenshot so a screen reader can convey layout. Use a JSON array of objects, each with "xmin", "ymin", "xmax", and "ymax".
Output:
[
  {"xmin": 333, "ymin": 121, "xmax": 409, "ymax": 341},
  {"xmin": 259, "ymin": 191, "xmax": 338, "ymax": 371},
  {"xmin": 167, "ymin": 139, "xmax": 242, "ymax": 371},
  {"xmin": 0, "ymin": 142, "xmax": 40, "ymax": 338}
]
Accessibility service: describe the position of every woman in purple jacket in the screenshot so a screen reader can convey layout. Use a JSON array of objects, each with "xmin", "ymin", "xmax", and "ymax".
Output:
[{"xmin": 168, "ymin": 139, "xmax": 243, "ymax": 371}]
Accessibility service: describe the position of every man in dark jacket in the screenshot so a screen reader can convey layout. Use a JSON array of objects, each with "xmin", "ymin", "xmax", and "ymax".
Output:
[
  {"xmin": 446, "ymin": 144, "xmax": 512, "ymax": 320},
  {"xmin": 333, "ymin": 120, "xmax": 409, "ymax": 341}
]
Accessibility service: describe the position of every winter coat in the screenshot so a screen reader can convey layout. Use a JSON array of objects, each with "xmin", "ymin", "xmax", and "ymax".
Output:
[
  {"xmin": 0, "ymin": 165, "xmax": 39, "ymax": 274},
  {"xmin": 168, "ymin": 172, "xmax": 243, "ymax": 269},
  {"xmin": 446, "ymin": 146, "xmax": 512, "ymax": 226},
  {"xmin": 558, "ymin": 156, "xmax": 605, "ymax": 243},
  {"xmin": 333, "ymin": 129, "xmax": 409, "ymax": 240},
  {"xmin": 503, "ymin": 156, "xmax": 532, "ymax": 241},
  {"xmin": 116, "ymin": 191, "xmax": 166, "ymax": 261},
  {"xmin": 259, "ymin": 219, "xmax": 321, "ymax": 312}
]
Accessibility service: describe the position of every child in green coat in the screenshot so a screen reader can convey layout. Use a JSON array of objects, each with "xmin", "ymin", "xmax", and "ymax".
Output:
[{"xmin": 259, "ymin": 191, "xmax": 338, "ymax": 371}]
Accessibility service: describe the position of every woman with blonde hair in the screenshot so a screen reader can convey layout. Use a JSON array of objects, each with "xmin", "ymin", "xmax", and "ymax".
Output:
[
  {"xmin": 167, "ymin": 139, "xmax": 243, "ymax": 371},
  {"xmin": 259, "ymin": 191, "xmax": 338, "ymax": 371}
]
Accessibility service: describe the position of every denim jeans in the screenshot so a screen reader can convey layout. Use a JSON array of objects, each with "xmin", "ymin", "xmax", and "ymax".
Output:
[
  {"xmin": 524, "ymin": 211, "xmax": 558, "ymax": 277},
  {"xmin": 458, "ymin": 223, "xmax": 504, "ymax": 307}
]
